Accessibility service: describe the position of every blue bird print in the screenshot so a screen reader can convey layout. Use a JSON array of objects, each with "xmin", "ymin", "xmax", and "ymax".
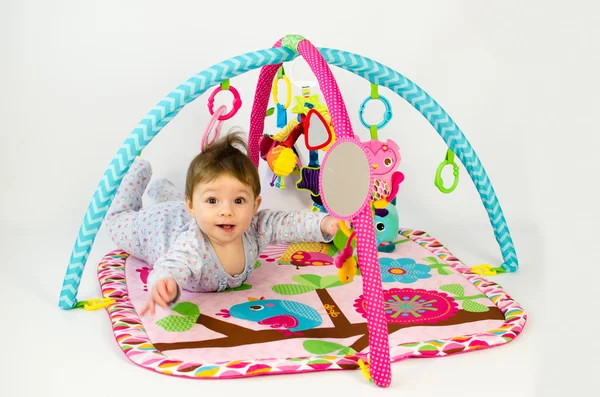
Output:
[{"xmin": 222, "ymin": 297, "xmax": 322, "ymax": 334}]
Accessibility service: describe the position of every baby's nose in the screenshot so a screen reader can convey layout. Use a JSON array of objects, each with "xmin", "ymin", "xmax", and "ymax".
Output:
[{"xmin": 219, "ymin": 204, "xmax": 233, "ymax": 216}]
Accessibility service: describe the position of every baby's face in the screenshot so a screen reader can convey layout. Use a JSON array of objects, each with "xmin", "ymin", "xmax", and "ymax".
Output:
[{"xmin": 185, "ymin": 174, "xmax": 261, "ymax": 247}]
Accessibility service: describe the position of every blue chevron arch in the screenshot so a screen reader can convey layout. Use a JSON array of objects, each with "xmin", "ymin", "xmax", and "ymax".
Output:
[{"xmin": 59, "ymin": 43, "xmax": 518, "ymax": 309}]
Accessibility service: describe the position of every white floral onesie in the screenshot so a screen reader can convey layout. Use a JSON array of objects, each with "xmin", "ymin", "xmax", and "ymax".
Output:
[{"xmin": 105, "ymin": 158, "xmax": 332, "ymax": 301}]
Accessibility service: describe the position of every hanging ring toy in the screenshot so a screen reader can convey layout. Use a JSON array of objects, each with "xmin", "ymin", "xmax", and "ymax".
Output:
[
  {"xmin": 207, "ymin": 80, "xmax": 242, "ymax": 120},
  {"xmin": 201, "ymin": 104, "xmax": 227, "ymax": 150},
  {"xmin": 272, "ymin": 69, "xmax": 292, "ymax": 109},
  {"xmin": 434, "ymin": 148, "xmax": 460, "ymax": 193},
  {"xmin": 358, "ymin": 84, "xmax": 393, "ymax": 131}
]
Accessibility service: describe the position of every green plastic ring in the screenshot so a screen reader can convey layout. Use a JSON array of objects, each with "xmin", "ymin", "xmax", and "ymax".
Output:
[{"xmin": 434, "ymin": 160, "xmax": 459, "ymax": 194}]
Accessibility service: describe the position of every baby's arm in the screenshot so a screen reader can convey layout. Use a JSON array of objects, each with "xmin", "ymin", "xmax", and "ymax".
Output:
[
  {"xmin": 141, "ymin": 256, "xmax": 191, "ymax": 315},
  {"xmin": 252, "ymin": 209, "xmax": 339, "ymax": 248},
  {"xmin": 142, "ymin": 232, "xmax": 198, "ymax": 315}
]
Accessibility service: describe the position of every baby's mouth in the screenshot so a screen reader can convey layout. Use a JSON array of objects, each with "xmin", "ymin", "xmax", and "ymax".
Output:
[{"xmin": 217, "ymin": 224, "xmax": 236, "ymax": 232}]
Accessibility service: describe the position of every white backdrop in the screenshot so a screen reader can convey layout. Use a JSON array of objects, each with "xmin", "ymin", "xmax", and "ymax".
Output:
[{"xmin": 1, "ymin": 1, "xmax": 599, "ymax": 396}]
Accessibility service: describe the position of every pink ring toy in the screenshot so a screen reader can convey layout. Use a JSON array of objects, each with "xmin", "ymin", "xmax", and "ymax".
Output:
[
  {"xmin": 201, "ymin": 105, "xmax": 227, "ymax": 150},
  {"xmin": 207, "ymin": 85, "xmax": 242, "ymax": 120}
]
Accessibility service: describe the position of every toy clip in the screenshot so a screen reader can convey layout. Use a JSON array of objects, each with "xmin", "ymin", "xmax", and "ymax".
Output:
[
  {"xmin": 207, "ymin": 79, "xmax": 242, "ymax": 120},
  {"xmin": 272, "ymin": 66, "xmax": 292, "ymax": 109},
  {"xmin": 358, "ymin": 84, "xmax": 392, "ymax": 139},
  {"xmin": 434, "ymin": 149, "xmax": 459, "ymax": 194},
  {"xmin": 201, "ymin": 104, "xmax": 227, "ymax": 150},
  {"xmin": 74, "ymin": 297, "xmax": 116, "ymax": 311},
  {"xmin": 273, "ymin": 66, "xmax": 292, "ymax": 128},
  {"xmin": 470, "ymin": 264, "xmax": 506, "ymax": 276},
  {"xmin": 356, "ymin": 357, "xmax": 373, "ymax": 383}
]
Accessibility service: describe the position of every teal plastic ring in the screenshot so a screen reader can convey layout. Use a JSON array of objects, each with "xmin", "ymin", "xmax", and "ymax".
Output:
[{"xmin": 358, "ymin": 95, "xmax": 392, "ymax": 129}]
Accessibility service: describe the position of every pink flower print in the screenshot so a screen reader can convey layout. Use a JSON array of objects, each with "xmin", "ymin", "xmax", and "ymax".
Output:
[{"xmin": 354, "ymin": 288, "xmax": 459, "ymax": 325}]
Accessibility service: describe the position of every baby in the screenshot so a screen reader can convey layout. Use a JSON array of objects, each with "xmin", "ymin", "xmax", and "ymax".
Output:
[{"xmin": 105, "ymin": 131, "xmax": 339, "ymax": 315}]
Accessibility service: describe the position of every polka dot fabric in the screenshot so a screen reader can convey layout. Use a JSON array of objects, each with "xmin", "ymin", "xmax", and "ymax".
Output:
[
  {"xmin": 353, "ymin": 207, "xmax": 391, "ymax": 387},
  {"xmin": 247, "ymin": 37, "xmax": 391, "ymax": 387},
  {"xmin": 248, "ymin": 39, "xmax": 283, "ymax": 167},
  {"xmin": 298, "ymin": 39, "xmax": 391, "ymax": 388}
]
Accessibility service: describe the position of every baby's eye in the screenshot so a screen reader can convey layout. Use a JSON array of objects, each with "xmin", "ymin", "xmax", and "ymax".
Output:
[
  {"xmin": 207, "ymin": 198, "xmax": 217, "ymax": 204},
  {"xmin": 234, "ymin": 198, "xmax": 246, "ymax": 205}
]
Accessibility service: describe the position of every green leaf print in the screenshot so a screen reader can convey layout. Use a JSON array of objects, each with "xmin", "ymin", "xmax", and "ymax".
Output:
[
  {"xmin": 272, "ymin": 284, "xmax": 317, "ymax": 295},
  {"xmin": 436, "ymin": 266, "xmax": 454, "ymax": 276},
  {"xmin": 462, "ymin": 300, "xmax": 490, "ymax": 313},
  {"xmin": 319, "ymin": 275, "xmax": 343, "ymax": 289},
  {"xmin": 292, "ymin": 274, "xmax": 323, "ymax": 288},
  {"xmin": 156, "ymin": 315, "xmax": 197, "ymax": 332},
  {"xmin": 440, "ymin": 284, "xmax": 465, "ymax": 297},
  {"xmin": 171, "ymin": 302, "xmax": 200, "ymax": 317},
  {"xmin": 337, "ymin": 347, "xmax": 357, "ymax": 355},
  {"xmin": 303, "ymin": 340, "xmax": 356, "ymax": 355},
  {"xmin": 223, "ymin": 283, "xmax": 252, "ymax": 292},
  {"xmin": 156, "ymin": 302, "xmax": 201, "ymax": 332},
  {"xmin": 253, "ymin": 260, "xmax": 261, "ymax": 269}
]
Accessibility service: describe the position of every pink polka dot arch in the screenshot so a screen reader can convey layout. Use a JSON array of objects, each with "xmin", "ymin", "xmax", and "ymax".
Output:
[{"xmin": 248, "ymin": 35, "xmax": 392, "ymax": 387}]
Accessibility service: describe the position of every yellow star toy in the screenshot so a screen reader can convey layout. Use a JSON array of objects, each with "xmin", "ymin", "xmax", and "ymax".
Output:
[{"xmin": 291, "ymin": 94, "xmax": 328, "ymax": 115}]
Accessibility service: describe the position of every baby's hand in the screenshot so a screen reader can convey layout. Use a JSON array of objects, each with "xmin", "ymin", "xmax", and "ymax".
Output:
[
  {"xmin": 321, "ymin": 215, "xmax": 341, "ymax": 237},
  {"xmin": 140, "ymin": 277, "xmax": 178, "ymax": 316}
]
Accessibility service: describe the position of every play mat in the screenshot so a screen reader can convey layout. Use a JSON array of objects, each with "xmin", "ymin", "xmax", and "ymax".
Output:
[
  {"xmin": 59, "ymin": 34, "xmax": 527, "ymax": 387},
  {"xmin": 97, "ymin": 228, "xmax": 525, "ymax": 379}
]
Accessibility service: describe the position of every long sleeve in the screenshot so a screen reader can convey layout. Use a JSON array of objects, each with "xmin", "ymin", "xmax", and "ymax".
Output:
[
  {"xmin": 146, "ymin": 228, "xmax": 197, "ymax": 299},
  {"xmin": 252, "ymin": 209, "xmax": 333, "ymax": 251}
]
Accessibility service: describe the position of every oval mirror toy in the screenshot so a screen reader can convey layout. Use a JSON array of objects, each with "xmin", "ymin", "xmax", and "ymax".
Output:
[
  {"xmin": 320, "ymin": 139, "xmax": 372, "ymax": 219},
  {"xmin": 304, "ymin": 109, "xmax": 333, "ymax": 150}
]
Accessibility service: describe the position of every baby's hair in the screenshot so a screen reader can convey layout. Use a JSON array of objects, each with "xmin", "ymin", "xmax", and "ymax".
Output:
[{"xmin": 185, "ymin": 129, "xmax": 261, "ymax": 201}]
